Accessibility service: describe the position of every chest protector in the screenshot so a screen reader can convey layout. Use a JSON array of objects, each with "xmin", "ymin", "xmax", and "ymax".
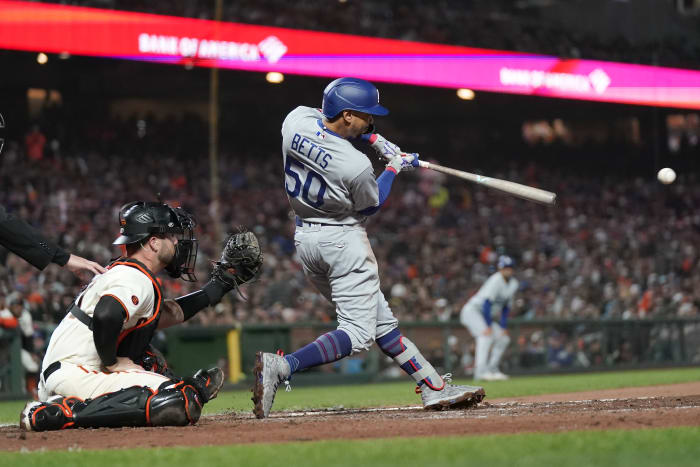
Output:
[
  {"xmin": 69, "ymin": 257, "xmax": 164, "ymax": 361},
  {"xmin": 112, "ymin": 258, "xmax": 164, "ymax": 360}
]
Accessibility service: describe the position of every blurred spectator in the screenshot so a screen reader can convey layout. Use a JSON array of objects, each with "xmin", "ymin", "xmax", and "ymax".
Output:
[
  {"xmin": 1, "ymin": 293, "xmax": 40, "ymax": 396},
  {"xmin": 546, "ymin": 331, "xmax": 575, "ymax": 368},
  {"xmin": 24, "ymin": 125, "xmax": 45, "ymax": 161}
]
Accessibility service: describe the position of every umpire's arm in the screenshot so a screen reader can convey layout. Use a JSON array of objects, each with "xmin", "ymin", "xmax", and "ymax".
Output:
[{"xmin": 0, "ymin": 203, "xmax": 70, "ymax": 270}]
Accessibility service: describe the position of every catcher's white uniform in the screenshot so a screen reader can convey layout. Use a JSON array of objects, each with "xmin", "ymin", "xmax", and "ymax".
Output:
[{"xmin": 38, "ymin": 260, "xmax": 169, "ymax": 401}]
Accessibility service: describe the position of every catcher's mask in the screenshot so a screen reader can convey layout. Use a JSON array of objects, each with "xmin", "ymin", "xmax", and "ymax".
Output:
[{"xmin": 113, "ymin": 201, "xmax": 198, "ymax": 281}]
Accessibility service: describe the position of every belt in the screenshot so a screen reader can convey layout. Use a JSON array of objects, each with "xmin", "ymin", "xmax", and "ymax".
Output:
[
  {"xmin": 295, "ymin": 216, "xmax": 356, "ymax": 227},
  {"xmin": 42, "ymin": 361, "xmax": 61, "ymax": 382}
]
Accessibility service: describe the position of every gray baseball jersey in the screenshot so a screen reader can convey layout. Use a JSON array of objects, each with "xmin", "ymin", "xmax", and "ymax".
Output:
[
  {"xmin": 461, "ymin": 271, "xmax": 519, "ymax": 336},
  {"xmin": 281, "ymin": 106, "xmax": 379, "ymax": 224},
  {"xmin": 281, "ymin": 106, "xmax": 398, "ymax": 352},
  {"xmin": 467, "ymin": 272, "xmax": 519, "ymax": 312}
]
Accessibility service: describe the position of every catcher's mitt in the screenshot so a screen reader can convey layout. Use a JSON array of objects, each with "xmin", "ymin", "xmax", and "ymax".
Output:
[{"xmin": 212, "ymin": 230, "xmax": 263, "ymax": 292}]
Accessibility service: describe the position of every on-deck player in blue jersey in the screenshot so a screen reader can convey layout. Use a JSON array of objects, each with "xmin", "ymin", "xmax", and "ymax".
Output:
[{"xmin": 252, "ymin": 77, "xmax": 485, "ymax": 418}]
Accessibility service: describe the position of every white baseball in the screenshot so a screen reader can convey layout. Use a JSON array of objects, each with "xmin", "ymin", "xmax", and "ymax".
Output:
[
  {"xmin": 657, "ymin": 167, "xmax": 676, "ymax": 184},
  {"xmin": 656, "ymin": 167, "xmax": 676, "ymax": 185}
]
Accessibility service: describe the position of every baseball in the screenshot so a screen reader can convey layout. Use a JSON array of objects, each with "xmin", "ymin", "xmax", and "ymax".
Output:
[{"xmin": 657, "ymin": 167, "xmax": 676, "ymax": 184}]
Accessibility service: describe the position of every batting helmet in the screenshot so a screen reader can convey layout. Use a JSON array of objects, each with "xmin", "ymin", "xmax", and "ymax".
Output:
[
  {"xmin": 113, "ymin": 201, "xmax": 198, "ymax": 281},
  {"xmin": 497, "ymin": 255, "xmax": 515, "ymax": 270},
  {"xmin": 321, "ymin": 77, "xmax": 389, "ymax": 119}
]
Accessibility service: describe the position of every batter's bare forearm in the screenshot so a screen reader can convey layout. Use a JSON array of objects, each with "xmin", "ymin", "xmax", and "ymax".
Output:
[{"xmin": 158, "ymin": 299, "xmax": 185, "ymax": 329}]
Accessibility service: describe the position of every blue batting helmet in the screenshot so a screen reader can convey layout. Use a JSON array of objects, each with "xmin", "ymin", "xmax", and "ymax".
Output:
[
  {"xmin": 497, "ymin": 255, "xmax": 515, "ymax": 269},
  {"xmin": 321, "ymin": 77, "xmax": 389, "ymax": 119}
]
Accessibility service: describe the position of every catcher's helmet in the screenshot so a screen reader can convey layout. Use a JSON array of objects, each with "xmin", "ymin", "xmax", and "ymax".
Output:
[
  {"xmin": 321, "ymin": 77, "xmax": 389, "ymax": 119},
  {"xmin": 113, "ymin": 201, "xmax": 198, "ymax": 281}
]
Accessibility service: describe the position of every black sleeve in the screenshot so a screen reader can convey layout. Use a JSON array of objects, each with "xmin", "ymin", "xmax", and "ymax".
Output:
[
  {"xmin": 92, "ymin": 295, "xmax": 126, "ymax": 367},
  {"xmin": 0, "ymin": 204, "xmax": 70, "ymax": 270},
  {"xmin": 175, "ymin": 279, "xmax": 228, "ymax": 321}
]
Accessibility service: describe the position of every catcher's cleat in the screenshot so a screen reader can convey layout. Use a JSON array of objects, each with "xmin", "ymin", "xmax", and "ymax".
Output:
[
  {"xmin": 20, "ymin": 396, "xmax": 83, "ymax": 431},
  {"xmin": 418, "ymin": 374, "xmax": 485, "ymax": 410},
  {"xmin": 251, "ymin": 351, "xmax": 291, "ymax": 419},
  {"xmin": 192, "ymin": 367, "xmax": 225, "ymax": 402}
]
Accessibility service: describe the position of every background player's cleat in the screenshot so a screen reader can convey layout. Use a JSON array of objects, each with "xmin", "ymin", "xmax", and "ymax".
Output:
[
  {"xmin": 420, "ymin": 376, "xmax": 486, "ymax": 410},
  {"xmin": 476, "ymin": 371, "xmax": 509, "ymax": 382},
  {"xmin": 251, "ymin": 351, "xmax": 291, "ymax": 419},
  {"xmin": 486, "ymin": 371, "xmax": 509, "ymax": 381}
]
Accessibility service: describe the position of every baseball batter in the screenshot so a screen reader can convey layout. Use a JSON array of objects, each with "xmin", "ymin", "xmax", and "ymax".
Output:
[
  {"xmin": 21, "ymin": 201, "xmax": 262, "ymax": 431},
  {"xmin": 460, "ymin": 255, "xmax": 518, "ymax": 381},
  {"xmin": 252, "ymin": 77, "xmax": 485, "ymax": 418}
]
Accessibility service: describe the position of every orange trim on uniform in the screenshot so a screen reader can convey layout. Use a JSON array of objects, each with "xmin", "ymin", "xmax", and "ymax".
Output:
[
  {"xmin": 31, "ymin": 405, "xmax": 49, "ymax": 428},
  {"xmin": 103, "ymin": 293, "xmax": 130, "ymax": 322},
  {"xmin": 181, "ymin": 385, "xmax": 197, "ymax": 424},
  {"xmin": 107, "ymin": 260, "xmax": 163, "ymax": 345},
  {"xmin": 62, "ymin": 396, "xmax": 83, "ymax": 415},
  {"xmin": 145, "ymin": 392, "xmax": 156, "ymax": 426},
  {"xmin": 78, "ymin": 365, "xmax": 90, "ymax": 374}
]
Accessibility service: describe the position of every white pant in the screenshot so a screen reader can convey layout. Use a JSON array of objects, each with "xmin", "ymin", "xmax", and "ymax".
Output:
[
  {"xmin": 294, "ymin": 224, "xmax": 398, "ymax": 353},
  {"xmin": 460, "ymin": 304, "xmax": 511, "ymax": 378},
  {"xmin": 38, "ymin": 358, "xmax": 170, "ymax": 402}
]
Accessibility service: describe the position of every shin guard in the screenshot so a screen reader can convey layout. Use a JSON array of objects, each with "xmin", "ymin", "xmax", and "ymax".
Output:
[
  {"xmin": 390, "ymin": 336, "xmax": 445, "ymax": 391},
  {"xmin": 71, "ymin": 381, "xmax": 204, "ymax": 428},
  {"xmin": 22, "ymin": 369, "xmax": 221, "ymax": 431}
]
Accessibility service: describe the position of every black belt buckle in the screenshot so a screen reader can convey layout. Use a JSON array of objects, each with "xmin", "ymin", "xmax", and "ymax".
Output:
[{"xmin": 42, "ymin": 361, "xmax": 61, "ymax": 382}]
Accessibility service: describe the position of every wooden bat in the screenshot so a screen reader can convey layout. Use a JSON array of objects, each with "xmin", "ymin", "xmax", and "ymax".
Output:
[
  {"xmin": 381, "ymin": 152, "xmax": 556, "ymax": 205},
  {"xmin": 417, "ymin": 160, "xmax": 556, "ymax": 205}
]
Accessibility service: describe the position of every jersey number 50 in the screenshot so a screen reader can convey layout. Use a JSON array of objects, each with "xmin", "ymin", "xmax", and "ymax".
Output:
[{"xmin": 285, "ymin": 155, "xmax": 327, "ymax": 208}]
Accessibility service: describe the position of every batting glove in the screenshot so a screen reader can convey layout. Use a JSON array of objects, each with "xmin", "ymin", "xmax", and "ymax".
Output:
[
  {"xmin": 364, "ymin": 133, "xmax": 402, "ymax": 159},
  {"xmin": 386, "ymin": 153, "xmax": 419, "ymax": 173}
]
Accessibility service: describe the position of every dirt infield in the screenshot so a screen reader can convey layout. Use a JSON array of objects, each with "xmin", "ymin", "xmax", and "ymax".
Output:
[{"xmin": 3, "ymin": 381, "xmax": 700, "ymax": 452}]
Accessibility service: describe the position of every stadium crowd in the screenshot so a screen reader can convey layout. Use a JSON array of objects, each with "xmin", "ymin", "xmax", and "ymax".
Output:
[
  {"xmin": 3, "ymin": 109, "xmax": 700, "ymax": 383},
  {"xmin": 2, "ymin": 114, "xmax": 700, "ymax": 331}
]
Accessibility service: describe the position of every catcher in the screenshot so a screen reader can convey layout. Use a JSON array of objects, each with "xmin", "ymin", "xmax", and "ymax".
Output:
[{"xmin": 20, "ymin": 200, "xmax": 262, "ymax": 431}]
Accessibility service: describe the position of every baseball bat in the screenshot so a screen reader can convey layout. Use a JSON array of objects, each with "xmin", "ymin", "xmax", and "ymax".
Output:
[
  {"xmin": 418, "ymin": 160, "xmax": 556, "ymax": 205},
  {"xmin": 382, "ymin": 152, "xmax": 556, "ymax": 205}
]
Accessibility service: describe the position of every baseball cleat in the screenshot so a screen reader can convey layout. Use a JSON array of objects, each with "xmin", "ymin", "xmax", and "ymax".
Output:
[
  {"xmin": 20, "ymin": 399, "xmax": 77, "ymax": 431},
  {"xmin": 486, "ymin": 371, "xmax": 509, "ymax": 381},
  {"xmin": 420, "ymin": 375, "xmax": 485, "ymax": 410},
  {"xmin": 251, "ymin": 351, "xmax": 291, "ymax": 419},
  {"xmin": 192, "ymin": 367, "xmax": 225, "ymax": 401},
  {"xmin": 475, "ymin": 371, "xmax": 509, "ymax": 382},
  {"xmin": 19, "ymin": 401, "xmax": 42, "ymax": 431}
]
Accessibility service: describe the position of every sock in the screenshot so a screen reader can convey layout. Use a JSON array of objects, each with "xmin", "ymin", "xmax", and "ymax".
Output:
[
  {"xmin": 377, "ymin": 328, "xmax": 444, "ymax": 390},
  {"xmin": 284, "ymin": 330, "xmax": 352, "ymax": 374},
  {"xmin": 376, "ymin": 328, "xmax": 404, "ymax": 357}
]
